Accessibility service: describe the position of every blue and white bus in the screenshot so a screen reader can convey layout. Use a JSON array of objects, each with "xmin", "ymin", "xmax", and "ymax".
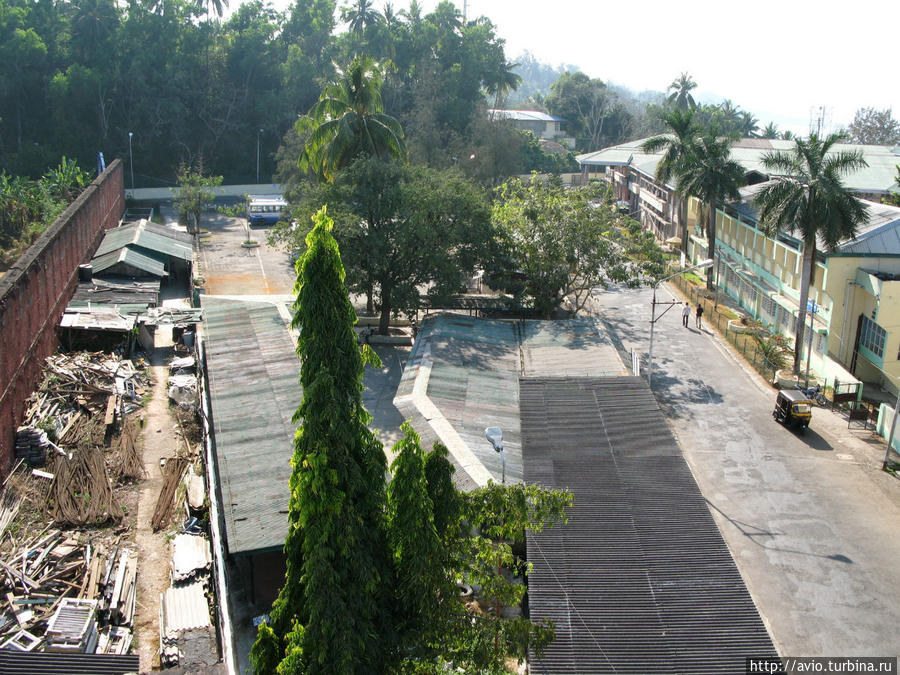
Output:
[{"xmin": 247, "ymin": 195, "xmax": 287, "ymax": 226}]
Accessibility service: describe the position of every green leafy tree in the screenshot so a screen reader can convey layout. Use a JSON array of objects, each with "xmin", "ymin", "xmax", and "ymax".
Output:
[
  {"xmin": 278, "ymin": 157, "xmax": 493, "ymax": 333},
  {"xmin": 666, "ymin": 72, "xmax": 697, "ymax": 110},
  {"xmin": 754, "ymin": 133, "xmax": 868, "ymax": 374},
  {"xmin": 490, "ymin": 178, "xmax": 665, "ymax": 317},
  {"xmin": 845, "ymin": 107, "xmax": 900, "ymax": 145},
  {"xmin": 171, "ymin": 163, "xmax": 222, "ymax": 233},
  {"xmin": 677, "ymin": 130, "xmax": 746, "ymax": 290},
  {"xmin": 545, "ymin": 71, "xmax": 613, "ymax": 151},
  {"xmin": 298, "ymin": 54, "xmax": 406, "ymax": 182},
  {"xmin": 887, "ymin": 166, "xmax": 900, "ymax": 207},
  {"xmin": 642, "ymin": 107, "xmax": 699, "ymax": 255},
  {"xmin": 387, "ymin": 423, "xmax": 447, "ymax": 660},
  {"xmin": 256, "ymin": 206, "xmax": 391, "ymax": 673}
]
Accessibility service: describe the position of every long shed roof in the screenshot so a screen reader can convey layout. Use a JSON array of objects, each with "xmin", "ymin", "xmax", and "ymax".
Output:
[
  {"xmin": 393, "ymin": 314, "xmax": 625, "ymax": 491},
  {"xmin": 95, "ymin": 220, "xmax": 192, "ymax": 261},
  {"xmin": 201, "ymin": 296, "xmax": 301, "ymax": 555},
  {"xmin": 521, "ymin": 376, "xmax": 779, "ymax": 673}
]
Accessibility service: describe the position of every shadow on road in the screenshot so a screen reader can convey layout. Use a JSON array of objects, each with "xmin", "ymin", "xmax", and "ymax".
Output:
[{"xmin": 705, "ymin": 497, "xmax": 854, "ymax": 564}]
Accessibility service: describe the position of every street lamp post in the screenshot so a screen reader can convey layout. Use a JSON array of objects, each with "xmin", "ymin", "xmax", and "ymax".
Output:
[
  {"xmin": 128, "ymin": 132, "xmax": 134, "ymax": 190},
  {"xmin": 484, "ymin": 427, "xmax": 505, "ymax": 485},
  {"xmin": 647, "ymin": 259, "xmax": 714, "ymax": 388},
  {"xmin": 256, "ymin": 129, "xmax": 262, "ymax": 184}
]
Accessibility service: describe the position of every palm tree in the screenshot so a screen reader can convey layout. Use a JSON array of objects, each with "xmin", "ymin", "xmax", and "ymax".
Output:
[
  {"xmin": 298, "ymin": 55, "xmax": 407, "ymax": 182},
  {"xmin": 739, "ymin": 111, "xmax": 760, "ymax": 138},
  {"xmin": 754, "ymin": 133, "xmax": 868, "ymax": 374},
  {"xmin": 667, "ymin": 72, "xmax": 697, "ymax": 110},
  {"xmin": 761, "ymin": 122, "xmax": 780, "ymax": 139},
  {"xmin": 641, "ymin": 107, "xmax": 699, "ymax": 254},
  {"xmin": 486, "ymin": 60, "xmax": 522, "ymax": 111},
  {"xmin": 677, "ymin": 130, "xmax": 746, "ymax": 290},
  {"xmin": 343, "ymin": 0, "xmax": 383, "ymax": 36}
]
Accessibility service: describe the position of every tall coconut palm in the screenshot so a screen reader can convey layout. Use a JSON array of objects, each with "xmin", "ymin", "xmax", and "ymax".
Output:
[
  {"xmin": 761, "ymin": 122, "xmax": 780, "ymax": 139},
  {"xmin": 342, "ymin": 0, "xmax": 383, "ymax": 36},
  {"xmin": 677, "ymin": 130, "xmax": 746, "ymax": 290},
  {"xmin": 298, "ymin": 55, "xmax": 407, "ymax": 182},
  {"xmin": 486, "ymin": 60, "xmax": 522, "ymax": 111},
  {"xmin": 667, "ymin": 72, "xmax": 697, "ymax": 110},
  {"xmin": 754, "ymin": 133, "xmax": 868, "ymax": 374},
  {"xmin": 641, "ymin": 107, "xmax": 699, "ymax": 254},
  {"xmin": 739, "ymin": 111, "xmax": 759, "ymax": 138}
]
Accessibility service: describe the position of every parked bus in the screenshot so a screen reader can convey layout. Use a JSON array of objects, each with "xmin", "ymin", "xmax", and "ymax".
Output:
[{"xmin": 247, "ymin": 195, "xmax": 287, "ymax": 226}]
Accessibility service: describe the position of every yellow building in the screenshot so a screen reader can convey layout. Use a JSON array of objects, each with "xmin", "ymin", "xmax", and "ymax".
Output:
[{"xmin": 577, "ymin": 138, "xmax": 900, "ymax": 396}]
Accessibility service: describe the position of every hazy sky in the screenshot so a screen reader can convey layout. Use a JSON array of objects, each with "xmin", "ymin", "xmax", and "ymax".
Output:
[{"xmin": 269, "ymin": 0, "xmax": 900, "ymax": 137}]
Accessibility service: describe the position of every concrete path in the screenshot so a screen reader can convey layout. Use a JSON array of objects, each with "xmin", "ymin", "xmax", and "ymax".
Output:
[{"xmin": 592, "ymin": 283, "xmax": 900, "ymax": 659}]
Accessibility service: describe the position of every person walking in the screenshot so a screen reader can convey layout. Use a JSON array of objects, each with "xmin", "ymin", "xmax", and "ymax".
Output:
[
  {"xmin": 682, "ymin": 302, "xmax": 690, "ymax": 327},
  {"xmin": 695, "ymin": 303, "xmax": 704, "ymax": 329}
]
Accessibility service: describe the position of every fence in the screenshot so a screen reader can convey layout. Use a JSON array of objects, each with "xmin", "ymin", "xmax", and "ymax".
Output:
[
  {"xmin": 669, "ymin": 274, "xmax": 782, "ymax": 384},
  {"xmin": 0, "ymin": 161, "xmax": 124, "ymax": 478}
]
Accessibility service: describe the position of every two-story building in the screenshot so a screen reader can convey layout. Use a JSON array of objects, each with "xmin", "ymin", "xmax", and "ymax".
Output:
[{"xmin": 577, "ymin": 138, "xmax": 900, "ymax": 395}]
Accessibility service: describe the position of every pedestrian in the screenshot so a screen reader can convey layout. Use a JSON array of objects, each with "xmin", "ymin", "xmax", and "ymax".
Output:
[
  {"xmin": 695, "ymin": 303, "xmax": 704, "ymax": 329},
  {"xmin": 682, "ymin": 302, "xmax": 690, "ymax": 327}
]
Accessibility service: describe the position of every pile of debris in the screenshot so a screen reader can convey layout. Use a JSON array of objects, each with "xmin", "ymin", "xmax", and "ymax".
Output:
[
  {"xmin": 160, "ymin": 532, "xmax": 216, "ymax": 668},
  {"xmin": 0, "ymin": 529, "xmax": 138, "ymax": 655},
  {"xmin": 23, "ymin": 351, "xmax": 148, "ymax": 442}
]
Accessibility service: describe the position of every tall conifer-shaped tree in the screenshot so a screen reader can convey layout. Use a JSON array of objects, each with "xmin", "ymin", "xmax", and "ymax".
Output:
[{"xmin": 252, "ymin": 206, "xmax": 390, "ymax": 674}]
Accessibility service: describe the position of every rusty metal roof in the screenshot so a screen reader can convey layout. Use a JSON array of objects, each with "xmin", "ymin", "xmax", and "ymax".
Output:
[
  {"xmin": 521, "ymin": 376, "xmax": 779, "ymax": 673},
  {"xmin": 201, "ymin": 296, "xmax": 301, "ymax": 555}
]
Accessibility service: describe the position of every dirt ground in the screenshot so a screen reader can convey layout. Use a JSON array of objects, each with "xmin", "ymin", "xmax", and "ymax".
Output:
[{"xmin": 133, "ymin": 329, "xmax": 180, "ymax": 672}]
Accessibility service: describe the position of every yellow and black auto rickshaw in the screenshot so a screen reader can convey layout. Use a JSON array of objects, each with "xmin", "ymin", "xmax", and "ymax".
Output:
[{"xmin": 773, "ymin": 389, "xmax": 812, "ymax": 433}]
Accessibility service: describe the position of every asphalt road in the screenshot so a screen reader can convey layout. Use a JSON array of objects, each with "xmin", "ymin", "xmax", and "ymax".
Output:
[{"xmin": 592, "ymin": 283, "xmax": 900, "ymax": 660}]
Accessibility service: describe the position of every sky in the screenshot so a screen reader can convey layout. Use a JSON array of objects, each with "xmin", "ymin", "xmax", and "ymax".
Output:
[{"xmin": 267, "ymin": 0, "xmax": 900, "ymax": 138}]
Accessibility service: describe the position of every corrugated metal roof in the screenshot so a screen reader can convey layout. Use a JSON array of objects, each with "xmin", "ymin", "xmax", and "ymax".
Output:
[
  {"xmin": 60, "ymin": 307, "xmax": 135, "ymax": 332},
  {"xmin": 394, "ymin": 315, "xmax": 625, "ymax": 491},
  {"xmin": 0, "ymin": 651, "xmax": 140, "ymax": 674},
  {"xmin": 95, "ymin": 221, "xmax": 193, "ymax": 261},
  {"xmin": 91, "ymin": 247, "xmax": 168, "ymax": 277},
  {"xmin": 201, "ymin": 296, "xmax": 301, "ymax": 555},
  {"xmin": 69, "ymin": 278, "xmax": 161, "ymax": 308},
  {"xmin": 578, "ymin": 136, "xmax": 900, "ymax": 193},
  {"xmin": 521, "ymin": 376, "xmax": 779, "ymax": 674},
  {"xmin": 489, "ymin": 109, "xmax": 565, "ymax": 123}
]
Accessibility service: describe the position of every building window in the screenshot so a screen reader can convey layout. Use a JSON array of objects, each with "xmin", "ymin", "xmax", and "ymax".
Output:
[
  {"xmin": 815, "ymin": 332, "xmax": 826, "ymax": 355},
  {"xmin": 859, "ymin": 316, "xmax": 886, "ymax": 358}
]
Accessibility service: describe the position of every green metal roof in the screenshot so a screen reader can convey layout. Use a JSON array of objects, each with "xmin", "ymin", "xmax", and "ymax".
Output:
[
  {"xmin": 394, "ymin": 314, "xmax": 626, "ymax": 491},
  {"xmin": 201, "ymin": 297, "xmax": 302, "ymax": 556},
  {"xmin": 96, "ymin": 222, "xmax": 193, "ymax": 261},
  {"xmin": 90, "ymin": 247, "xmax": 168, "ymax": 277}
]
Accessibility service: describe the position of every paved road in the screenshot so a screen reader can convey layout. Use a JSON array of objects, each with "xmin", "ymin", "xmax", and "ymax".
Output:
[
  {"xmin": 198, "ymin": 213, "xmax": 296, "ymax": 295},
  {"xmin": 592, "ymin": 284, "xmax": 900, "ymax": 659}
]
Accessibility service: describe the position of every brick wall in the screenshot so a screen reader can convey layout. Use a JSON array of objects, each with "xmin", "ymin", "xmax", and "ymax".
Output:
[{"xmin": 0, "ymin": 160, "xmax": 124, "ymax": 477}]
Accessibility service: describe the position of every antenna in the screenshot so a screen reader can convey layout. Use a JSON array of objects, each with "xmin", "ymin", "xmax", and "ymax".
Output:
[{"xmin": 809, "ymin": 105, "xmax": 832, "ymax": 136}]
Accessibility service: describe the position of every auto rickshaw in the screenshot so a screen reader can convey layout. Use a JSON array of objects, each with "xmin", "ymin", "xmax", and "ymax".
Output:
[{"xmin": 773, "ymin": 389, "xmax": 812, "ymax": 433}]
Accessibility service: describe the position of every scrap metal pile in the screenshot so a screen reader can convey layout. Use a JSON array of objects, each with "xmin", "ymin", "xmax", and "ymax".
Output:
[{"xmin": 0, "ymin": 529, "xmax": 137, "ymax": 654}]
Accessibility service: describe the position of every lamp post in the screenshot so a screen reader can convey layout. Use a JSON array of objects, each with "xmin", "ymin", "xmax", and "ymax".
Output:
[
  {"xmin": 484, "ymin": 427, "xmax": 505, "ymax": 485},
  {"xmin": 128, "ymin": 132, "xmax": 134, "ymax": 190},
  {"xmin": 647, "ymin": 258, "xmax": 714, "ymax": 388},
  {"xmin": 256, "ymin": 129, "xmax": 262, "ymax": 184}
]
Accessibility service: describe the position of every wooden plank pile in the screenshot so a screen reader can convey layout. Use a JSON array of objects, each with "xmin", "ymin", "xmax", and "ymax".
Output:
[
  {"xmin": 23, "ymin": 352, "xmax": 148, "ymax": 441},
  {"xmin": 0, "ymin": 529, "xmax": 138, "ymax": 655}
]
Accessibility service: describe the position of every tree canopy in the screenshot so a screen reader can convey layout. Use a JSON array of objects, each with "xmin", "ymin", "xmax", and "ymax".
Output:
[
  {"xmin": 845, "ymin": 107, "xmax": 900, "ymax": 145},
  {"xmin": 488, "ymin": 177, "xmax": 666, "ymax": 317},
  {"xmin": 272, "ymin": 157, "xmax": 494, "ymax": 332}
]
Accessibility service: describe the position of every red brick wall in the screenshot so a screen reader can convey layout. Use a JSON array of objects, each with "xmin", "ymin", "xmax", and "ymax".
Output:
[{"xmin": 0, "ymin": 160, "xmax": 125, "ymax": 477}]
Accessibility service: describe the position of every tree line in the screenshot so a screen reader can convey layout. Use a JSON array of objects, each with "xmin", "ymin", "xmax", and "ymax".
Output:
[{"xmin": 0, "ymin": 0, "xmax": 579, "ymax": 187}]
